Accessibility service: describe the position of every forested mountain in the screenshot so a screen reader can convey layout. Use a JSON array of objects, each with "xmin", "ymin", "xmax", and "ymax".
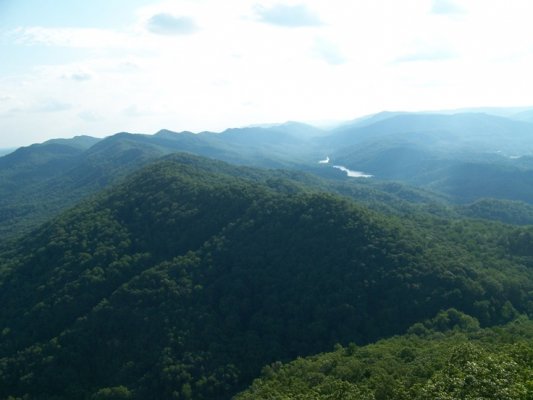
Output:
[
  {"xmin": 1, "ymin": 154, "xmax": 533, "ymax": 399},
  {"xmin": 0, "ymin": 134, "xmax": 154, "ymax": 240},
  {"xmin": 457, "ymin": 198, "xmax": 533, "ymax": 225},
  {"xmin": 0, "ymin": 125, "xmax": 449, "ymax": 240},
  {"xmin": 0, "ymin": 125, "xmax": 318, "ymax": 240},
  {"xmin": 327, "ymin": 113, "xmax": 533, "ymax": 154},
  {"xmin": 320, "ymin": 113, "xmax": 533, "ymax": 204},
  {"xmin": 337, "ymin": 111, "xmax": 409, "ymax": 130},
  {"xmin": 237, "ymin": 313, "xmax": 533, "ymax": 399},
  {"xmin": 0, "ymin": 136, "xmax": 102, "ymax": 239},
  {"xmin": 2, "ymin": 110, "xmax": 533, "ymax": 240},
  {"xmin": 0, "ymin": 148, "xmax": 15, "ymax": 157}
]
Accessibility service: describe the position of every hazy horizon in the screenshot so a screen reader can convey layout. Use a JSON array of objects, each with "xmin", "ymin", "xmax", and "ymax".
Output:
[
  {"xmin": 2, "ymin": 104, "xmax": 533, "ymax": 150},
  {"xmin": 2, "ymin": 0, "xmax": 533, "ymax": 147}
]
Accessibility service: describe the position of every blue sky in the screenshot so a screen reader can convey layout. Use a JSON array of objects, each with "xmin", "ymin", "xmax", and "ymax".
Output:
[{"xmin": 1, "ymin": 0, "xmax": 533, "ymax": 147}]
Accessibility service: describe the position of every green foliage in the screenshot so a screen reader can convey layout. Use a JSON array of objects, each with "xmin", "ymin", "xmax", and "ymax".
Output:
[
  {"xmin": 419, "ymin": 344, "xmax": 527, "ymax": 400},
  {"xmin": 329, "ymin": 113, "xmax": 533, "ymax": 205},
  {"xmin": 4, "ymin": 114, "xmax": 533, "ymax": 241},
  {"xmin": 409, "ymin": 309, "xmax": 480, "ymax": 334},
  {"xmin": 1, "ymin": 156, "xmax": 533, "ymax": 399},
  {"xmin": 458, "ymin": 198, "xmax": 533, "ymax": 225},
  {"xmin": 92, "ymin": 386, "xmax": 133, "ymax": 400},
  {"xmin": 236, "ymin": 318, "xmax": 533, "ymax": 399}
]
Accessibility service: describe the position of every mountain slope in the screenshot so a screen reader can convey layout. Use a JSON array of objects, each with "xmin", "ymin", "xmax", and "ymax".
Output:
[
  {"xmin": 0, "ymin": 135, "xmax": 99, "ymax": 183},
  {"xmin": 4, "ymin": 112, "xmax": 533, "ymax": 240},
  {"xmin": 0, "ymin": 127, "xmax": 451, "ymax": 241},
  {"xmin": 0, "ymin": 136, "xmax": 103, "ymax": 239},
  {"xmin": 327, "ymin": 113, "xmax": 533, "ymax": 154},
  {"xmin": 1, "ymin": 155, "xmax": 533, "ymax": 399},
  {"xmin": 457, "ymin": 198, "xmax": 533, "ymax": 225},
  {"xmin": 320, "ymin": 113, "xmax": 533, "ymax": 203},
  {"xmin": 236, "ymin": 314, "xmax": 533, "ymax": 400},
  {"xmin": 0, "ymin": 134, "xmax": 161, "ymax": 240},
  {"xmin": 0, "ymin": 124, "xmax": 323, "ymax": 240}
]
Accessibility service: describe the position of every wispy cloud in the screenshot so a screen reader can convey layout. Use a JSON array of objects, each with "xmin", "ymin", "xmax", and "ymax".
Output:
[
  {"xmin": 431, "ymin": 0, "xmax": 465, "ymax": 15},
  {"xmin": 78, "ymin": 110, "xmax": 102, "ymax": 122},
  {"xmin": 3, "ymin": 0, "xmax": 533, "ymax": 148},
  {"xmin": 394, "ymin": 48, "xmax": 458, "ymax": 63},
  {"xmin": 394, "ymin": 39, "xmax": 459, "ymax": 63},
  {"xmin": 11, "ymin": 99, "xmax": 72, "ymax": 113},
  {"xmin": 313, "ymin": 38, "xmax": 346, "ymax": 65},
  {"xmin": 122, "ymin": 104, "xmax": 143, "ymax": 117},
  {"xmin": 116, "ymin": 61, "xmax": 141, "ymax": 73},
  {"xmin": 146, "ymin": 13, "xmax": 198, "ymax": 35},
  {"xmin": 62, "ymin": 72, "xmax": 92, "ymax": 82},
  {"xmin": 10, "ymin": 27, "xmax": 134, "ymax": 48},
  {"xmin": 254, "ymin": 3, "xmax": 322, "ymax": 27}
]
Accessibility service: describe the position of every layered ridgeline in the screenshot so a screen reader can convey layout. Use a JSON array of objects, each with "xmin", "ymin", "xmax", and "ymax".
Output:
[
  {"xmin": 324, "ymin": 112, "xmax": 533, "ymax": 203},
  {"xmin": 0, "ymin": 136, "xmax": 101, "ymax": 239},
  {"xmin": 0, "ymin": 123, "xmax": 322, "ymax": 241},
  {"xmin": 237, "ymin": 312, "xmax": 533, "ymax": 399},
  {"xmin": 3, "ymin": 110, "xmax": 533, "ymax": 240},
  {"xmin": 0, "ymin": 128, "xmax": 456, "ymax": 241},
  {"xmin": 1, "ymin": 155, "xmax": 533, "ymax": 399}
]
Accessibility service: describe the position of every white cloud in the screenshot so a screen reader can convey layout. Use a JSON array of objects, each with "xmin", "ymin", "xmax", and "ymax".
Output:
[
  {"xmin": 11, "ymin": 26, "xmax": 137, "ymax": 48},
  {"xmin": 10, "ymin": 99, "xmax": 72, "ymax": 113},
  {"xmin": 2, "ymin": 0, "xmax": 533, "ymax": 147},
  {"xmin": 313, "ymin": 38, "xmax": 346, "ymax": 65},
  {"xmin": 62, "ymin": 72, "xmax": 93, "ymax": 81},
  {"xmin": 394, "ymin": 46, "xmax": 458, "ymax": 63},
  {"xmin": 146, "ymin": 13, "xmax": 198, "ymax": 35},
  {"xmin": 123, "ymin": 105, "xmax": 145, "ymax": 117},
  {"xmin": 431, "ymin": 0, "xmax": 464, "ymax": 15},
  {"xmin": 254, "ymin": 3, "xmax": 322, "ymax": 27},
  {"xmin": 78, "ymin": 110, "xmax": 103, "ymax": 122}
]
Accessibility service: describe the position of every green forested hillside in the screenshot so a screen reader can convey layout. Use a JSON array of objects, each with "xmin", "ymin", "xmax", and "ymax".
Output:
[
  {"xmin": 0, "ymin": 138, "xmax": 283, "ymax": 240},
  {"xmin": 3, "ymin": 112, "xmax": 533, "ymax": 241},
  {"xmin": 236, "ymin": 312, "xmax": 533, "ymax": 400},
  {"xmin": 0, "ymin": 137, "xmax": 102, "ymax": 239},
  {"xmin": 324, "ymin": 113, "xmax": 533, "ymax": 204},
  {"xmin": 0, "ymin": 125, "xmax": 318, "ymax": 240},
  {"xmin": 457, "ymin": 198, "xmax": 533, "ymax": 225},
  {"xmin": 0, "ymin": 130, "xmax": 450, "ymax": 241},
  {"xmin": 1, "ymin": 155, "xmax": 533, "ymax": 399}
]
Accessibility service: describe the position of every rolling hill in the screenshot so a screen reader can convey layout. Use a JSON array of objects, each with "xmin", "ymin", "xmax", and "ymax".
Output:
[
  {"xmin": 0, "ymin": 124, "xmax": 320, "ymax": 240},
  {"xmin": 320, "ymin": 113, "xmax": 533, "ymax": 203},
  {"xmin": 1, "ymin": 154, "xmax": 532, "ymax": 399},
  {"xmin": 236, "ymin": 313, "xmax": 533, "ymax": 399},
  {"xmin": 3, "ymin": 110, "xmax": 533, "ymax": 241}
]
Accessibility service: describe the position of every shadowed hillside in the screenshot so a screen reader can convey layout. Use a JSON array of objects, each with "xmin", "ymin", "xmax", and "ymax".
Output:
[{"xmin": 1, "ymin": 154, "xmax": 533, "ymax": 399}]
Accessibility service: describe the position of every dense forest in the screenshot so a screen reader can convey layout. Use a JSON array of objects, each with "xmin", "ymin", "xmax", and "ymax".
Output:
[
  {"xmin": 3, "ymin": 111, "xmax": 533, "ymax": 242},
  {"xmin": 237, "ymin": 311, "xmax": 533, "ymax": 399},
  {"xmin": 1, "ymin": 153, "xmax": 533, "ymax": 399}
]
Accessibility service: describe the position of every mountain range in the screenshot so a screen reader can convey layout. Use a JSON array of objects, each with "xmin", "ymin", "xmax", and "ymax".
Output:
[
  {"xmin": 3, "ymin": 109, "xmax": 533, "ymax": 241},
  {"xmin": 1, "ymin": 107, "xmax": 533, "ymax": 399}
]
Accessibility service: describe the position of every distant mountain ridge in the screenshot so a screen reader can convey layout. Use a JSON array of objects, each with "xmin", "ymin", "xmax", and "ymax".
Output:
[
  {"xmin": 2, "ymin": 108, "xmax": 533, "ymax": 240},
  {"xmin": 0, "ymin": 125, "xmax": 320, "ymax": 240}
]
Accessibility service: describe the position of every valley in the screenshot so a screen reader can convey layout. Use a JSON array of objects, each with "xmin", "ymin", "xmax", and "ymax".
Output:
[{"xmin": 1, "ymin": 109, "xmax": 533, "ymax": 399}]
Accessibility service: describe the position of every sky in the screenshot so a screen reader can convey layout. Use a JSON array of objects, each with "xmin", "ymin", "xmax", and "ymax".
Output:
[{"xmin": 1, "ymin": 0, "xmax": 533, "ymax": 147}]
